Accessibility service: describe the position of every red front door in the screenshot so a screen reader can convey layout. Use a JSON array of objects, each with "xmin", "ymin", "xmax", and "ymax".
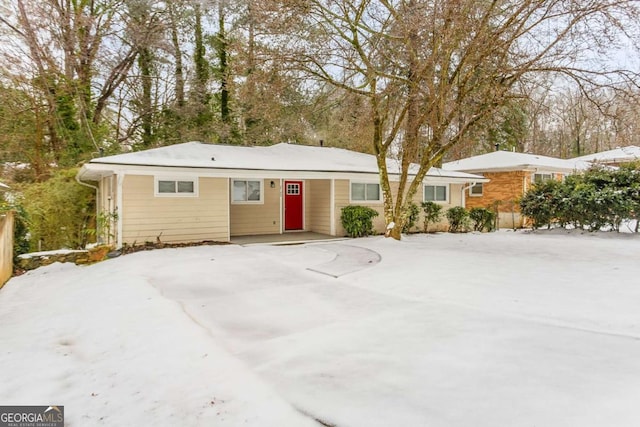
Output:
[{"xmin": 284, "ymin": 180, "xmax": 303, "ymax": 230}]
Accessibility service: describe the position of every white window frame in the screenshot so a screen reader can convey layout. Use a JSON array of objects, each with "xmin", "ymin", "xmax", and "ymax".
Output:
[
  {"xmin": 469, "ymin": 182, "xmax": 483, "ymax": 197},
  {"xmin": 350, "ymin": 181, "xmax": 382, "ymax": 203},
  {"xmin": 231, "ymin": 179, "xmax": 264, "ymax": 204},
  {"xmin": 423, "ymin": 184, "xmax": 449, "ymax": 203},
  {"xmin": 534, "ymin": 173, "xmax": 554, "ymax": 184},
  {"xmin": 154, "ymin": 177, "xmax": 198, "ymax": 197}
]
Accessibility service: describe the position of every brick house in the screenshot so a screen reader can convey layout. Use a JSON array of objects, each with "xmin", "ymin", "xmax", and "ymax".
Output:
[{"xmin": 443, "ymin": 151, "xmax": 590, "ymax": 228}]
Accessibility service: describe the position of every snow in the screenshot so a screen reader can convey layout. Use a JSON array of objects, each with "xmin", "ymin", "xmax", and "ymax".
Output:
[
  {"xmin": 17, "ymin": 249, "xmax": 86, "ymax": 259},
  {"xmin": 82, "ymin": 141, "xmax": 483, "ymax": 181},
  {"xmin": 573, "ymin": 145, "xmax": 640, "ymax": 164},
  {"xmin": 2, "ymin": 231, "xmax": 640, "ymax": 426},
  {"xmin": 443, "ymin": 150, "xmax": 592, "ymax": 173}
]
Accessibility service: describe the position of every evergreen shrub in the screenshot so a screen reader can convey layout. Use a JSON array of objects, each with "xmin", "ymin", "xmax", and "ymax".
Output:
[
  {"xmin": 446, "ymin": 206, "xmax": 469, "ymax": 233},
  {"xmin": 20, "ymin": 168, "xmax": 95, "ymax": 250},
  {"xmin": 469, "ymin": 207, "xmax": 496, "ymax": 232},
  {"xmin": 421, "ymin": 201, "xmax": 443, "ymax": 232},
  {"xmin": 341, "ymin": 205, "xmax": 379, "ymax": 237},
  {"xmin": 520, "ymin": 166, "xmax": 640, "ymax": 231},
  {"xmin": 401, "ymin": 202, "xmax": 421, "ymax": 233}
]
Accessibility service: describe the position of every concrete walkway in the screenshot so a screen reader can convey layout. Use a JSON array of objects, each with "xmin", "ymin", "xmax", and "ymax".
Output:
[
  {"xmin": 230, "ymin": 232, "xmax": 346, "ymax": 246},
  {"xmin": 307, "ymin": 243, "xmax": 382, "ymax": 277},
  {"xmin": 230, "ymin": 234, "xmax": 382, "ymax": 277}
]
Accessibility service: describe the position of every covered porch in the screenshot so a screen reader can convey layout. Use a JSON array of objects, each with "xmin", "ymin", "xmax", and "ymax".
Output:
[
  {"xmin": 230, "ymin": 231, "xmax": 346, "ymax": 246},
  {"xmin": 230, "ymin": 178, "xmax": 337, "ymax": 238}
]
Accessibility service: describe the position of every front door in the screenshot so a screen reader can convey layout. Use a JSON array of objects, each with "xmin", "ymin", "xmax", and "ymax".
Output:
[{"xmin": 284, "ymin": 180, "xmax": 303, "ymax": 230}]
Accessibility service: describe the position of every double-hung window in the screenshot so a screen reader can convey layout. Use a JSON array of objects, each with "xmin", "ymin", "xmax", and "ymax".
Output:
[
  {"xmin": 232, "ymin": 179, "xmax": 263, "ymax": 203},
  {"xmin": 350, "ymin": 182, "xmax": 381, "ymax": 202},
  {"xmin": 534, "ymin": 173, "xmax": 553, "ymax": 183},
  {"xmin": 424, "ymin": 184, "xmax": 448, "ymax": 202}
]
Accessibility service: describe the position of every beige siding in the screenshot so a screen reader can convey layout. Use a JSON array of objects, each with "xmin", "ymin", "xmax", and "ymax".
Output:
[
  {"xmin": 334, "ymin": 180, "xmax": 468, "ymax": 235},
  {"xmin": 98, "ymin": 175, "xmax": 118, "ymax": 245},
  {"xmin": 307, "ymin": 179, "xmax": 332, "ymax": 234},
  {"xmin": 99, "ymin": 175, "xmax": 117, "ymax": 213},
  {"xmin": 416, "ymin": 183, "xmax": 465, "ymax": 232},
  {"xmin": 230, "ymin": 179, "xmax": 281, "ymax": 236},
  {"xmin": 304, "ymin": 180, "xmax": 311, "ymax": 231},
  {"xmin": 122, "ymin": 175, "xmax": 229, "ymax": 244},
  {"xmin": 333, "ymin": 179, "xmax": 351, "ymax": 236},
  {"xmin": 333, "ymin": 179, "xmax": 386, "ymax": 236}
]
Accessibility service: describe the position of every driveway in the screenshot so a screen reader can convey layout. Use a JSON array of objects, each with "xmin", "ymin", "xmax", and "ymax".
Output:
[{"xmin": 146, "ymin": 232, "xmax": 640, "ymax": 427}]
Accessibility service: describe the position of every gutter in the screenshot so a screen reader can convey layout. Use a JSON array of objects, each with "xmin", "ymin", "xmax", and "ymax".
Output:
[
  {"xmin": 75, "ymin": 169, "xmax": 98, "ymax": 191},
  {"xmin": 84, "ymin": 161, "xmax": 485, "ymax": 182}
]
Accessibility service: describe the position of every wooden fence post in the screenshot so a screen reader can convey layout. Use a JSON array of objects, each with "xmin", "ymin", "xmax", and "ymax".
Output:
[{"xmin": 0, "ymin": 211, "xmax": 15, "ymax": 288}]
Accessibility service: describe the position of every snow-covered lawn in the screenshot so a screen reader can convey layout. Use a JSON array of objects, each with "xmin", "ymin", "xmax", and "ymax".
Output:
[{"xmin": 2, "ymin": 231, "xmax": 640, "ymax": 426}]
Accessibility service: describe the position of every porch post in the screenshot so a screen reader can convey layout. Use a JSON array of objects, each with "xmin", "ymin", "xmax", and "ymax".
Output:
[
  {"xmin": 226, "ymin": 178, "xmax": 231, "ymax": 242},
  {"xmin": 330, "ymin": 179, "xmax": 336, "ymax": 236},
  {"xmin": 279, "ymin": 179, "xmax": 283, "ymax": 234},
  {"xmin": 116, "ymin": 172, "xmax": 125, "ymax": 248}
]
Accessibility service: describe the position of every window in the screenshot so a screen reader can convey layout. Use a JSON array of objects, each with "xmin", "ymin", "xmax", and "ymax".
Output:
[
  {"xmin": 534, "ymin": 173, "xmax": 553, "ymax": 183},
  {"xmin": 469, "ymin": 183, "xmax": 483, "ymax": 197},
  {"xmin": 350, "ymin": 182, "xmax": 381, "ymax": 202},
  {"xmin": 286, "ymin": 183, "xmax": 300, "ymax": 195},
  {"xmin": 232, "ymin": 179, "xmax": 262, "ymax": 203},
  {"xmin": 424, "ymin": 185, "xmax": 448, "ymax": 202},
  {"xmin": 155, "ymin": 178, "xmax": 197, "ymax": 197}
]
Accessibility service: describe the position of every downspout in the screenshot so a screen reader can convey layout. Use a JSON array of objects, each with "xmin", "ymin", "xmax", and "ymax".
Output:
[
  {"xmin": 75, "ymin": 169, "xmax": 99, "ymax": 193},
  {"xmin": 460, "ymin": 181, "xmax": 477, "ymax": 209},
  {"xmin": 76, "ymin": 171, "xmax": 99, "ymax": 248},
  {"xmin": 521, "ymin": 173, "xmax": 530, "ymax": 229}
]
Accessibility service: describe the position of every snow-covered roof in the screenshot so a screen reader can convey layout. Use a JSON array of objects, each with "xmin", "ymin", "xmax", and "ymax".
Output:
[
  {"xmin": 572, "ymin": 145, "xmax": 640, "ymax": 164},
  {"xmin": 80, "ymin": 142, "xmax": 485, "ymax": 182},
  {"xmin": 442, "ymin": 150, "xmax": 591, "ymax": 173}
]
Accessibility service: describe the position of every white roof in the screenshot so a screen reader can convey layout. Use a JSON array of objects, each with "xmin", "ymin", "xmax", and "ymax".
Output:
[
  {"xmin": 80, "ymin": 142, "xmax": 485, "ymax": 182},
  {"xmin": 442, "ymin": 150, "xmax": 591, "ymax": 173},
  {"xmin": 572, "ymin": 145, "xmax": 640, "ymax": 164}
]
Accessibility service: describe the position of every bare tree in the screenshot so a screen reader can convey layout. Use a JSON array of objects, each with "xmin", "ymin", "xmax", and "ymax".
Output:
[
  {"xmin": 264, "ymin": 0, "xmax": 640, "ymax": 239},
  {"xmin": 0, "ymin": 0, "xmax": 168, "ymax": 165}
]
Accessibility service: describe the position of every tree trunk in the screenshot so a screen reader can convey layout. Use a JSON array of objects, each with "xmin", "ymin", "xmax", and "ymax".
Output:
[
  {"xmin": 139, "ymin": 46, "xmax": 153, "ymax": 147},
  {"xmin": 218, "ymin": 0, "xmax": 230, "ymax": 127},
  {"xmin": 168, "ymin": 3, "xmax": 185, "ymax": 107}
]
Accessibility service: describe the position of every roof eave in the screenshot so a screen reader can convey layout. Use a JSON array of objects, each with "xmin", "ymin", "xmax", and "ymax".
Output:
[
  {"xmin": 79, "ymin": 162, "xmax": 487, "ymax": 182},
  {"xmin": 447, "ymin": 164, "xmax": 581, "ymax": 174}
]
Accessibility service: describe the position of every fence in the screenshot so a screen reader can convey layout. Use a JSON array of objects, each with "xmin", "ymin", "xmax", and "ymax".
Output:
[{"xmin": 0, "ymin": 211, "xmax": 14, "ymax": 288}]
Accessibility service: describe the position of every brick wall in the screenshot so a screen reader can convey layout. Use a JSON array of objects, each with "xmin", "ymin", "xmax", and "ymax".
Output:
[
  {"xmin": 465, "ymin": 171, "xmax": 528, "ymax": 228},
  {"xmin": 466, "ymin": 171, "xmax": 527, "ymax": 212},
  {"xmin": 465, "ymin": 171, "xmax": 567, "ymax": 228}
]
